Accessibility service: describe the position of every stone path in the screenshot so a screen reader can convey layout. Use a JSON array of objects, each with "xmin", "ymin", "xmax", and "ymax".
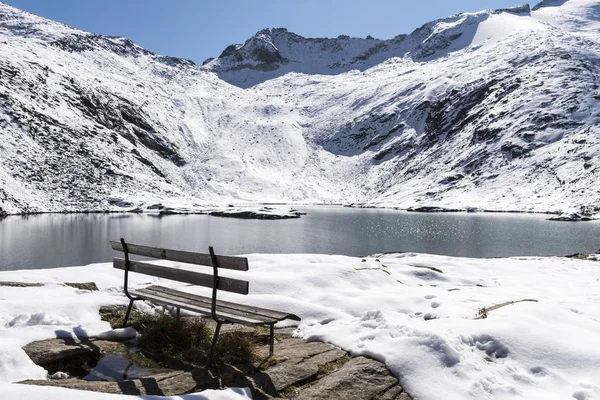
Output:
[{"xmin": 20, "ymin": 328, "xmax": 413, "ymax": 400}]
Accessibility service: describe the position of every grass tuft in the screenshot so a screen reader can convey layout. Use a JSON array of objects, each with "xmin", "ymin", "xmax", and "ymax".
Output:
[
  {"xmin": 215, "ymin": 331, "xmax": 256, "ymax": 365},
  {"xmin": 135, "ymin": 312, "xmax": 212, "ymax": 366},
  {"xmin": 99, "ymin": 306, "xmax": 256, "ymax": 366}
]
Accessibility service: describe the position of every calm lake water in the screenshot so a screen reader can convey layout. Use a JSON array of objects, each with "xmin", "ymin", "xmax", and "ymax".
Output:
[{"xmin": 1, "ymin": 207, "xmax": 599, "ymax": 271}]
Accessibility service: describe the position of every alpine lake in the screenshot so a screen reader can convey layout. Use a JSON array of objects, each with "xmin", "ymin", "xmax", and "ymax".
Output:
[{"xmin": 1, "ymin": 206, "xmax": 599, "ymax": 271}]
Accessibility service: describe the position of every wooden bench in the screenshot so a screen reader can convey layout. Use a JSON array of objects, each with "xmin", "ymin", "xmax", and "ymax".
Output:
[{"xmin": 111, "ymin": 238, "xmax": 301, "ymax": 366}]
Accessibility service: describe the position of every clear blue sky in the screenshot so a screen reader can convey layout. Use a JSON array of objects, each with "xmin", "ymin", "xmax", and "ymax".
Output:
[{"xmin": 4, "ymin": 0, "xmax": 525, "ymax": 64}]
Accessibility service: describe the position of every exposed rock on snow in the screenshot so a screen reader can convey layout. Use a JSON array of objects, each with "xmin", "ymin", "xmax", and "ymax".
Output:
[
  {"xmin": 0, "ymin": 281, "xmax": 44, "ymax": 287},
  {"xmin": 548, "ymin": 212, "xmax": 593, "ymax": 221},
  {"xmin": 209, "ymin": 207, "xmax": 304, "ymax": 219},
  {"xmin": 1, "ymin": 1, "xmax": 600, "ymax": 215},
  {"xmin": 63, "ymin": 282, "xmax": 99, "ymax": 291},
  {"xmin": 406, "ymin": 206, "xmax": 464, "ymax": 213},
  {"xmin": 107, "ymin": 197, "xmax": 307, "ymax": 219}
]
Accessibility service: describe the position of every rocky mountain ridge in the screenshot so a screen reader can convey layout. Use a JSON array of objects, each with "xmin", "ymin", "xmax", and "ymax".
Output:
[
  {"xmin": 203, "ymin": 5, "xmax": 532, "ymax": 88},
  {"xmin": 0, "ymin": 0, "xmax": 599, "ymax": 215}
]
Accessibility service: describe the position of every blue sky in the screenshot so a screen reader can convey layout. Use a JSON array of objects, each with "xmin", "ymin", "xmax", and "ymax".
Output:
[{"xmin": 4, "ymin": 0, "xmax": 524, "ymax": 64}]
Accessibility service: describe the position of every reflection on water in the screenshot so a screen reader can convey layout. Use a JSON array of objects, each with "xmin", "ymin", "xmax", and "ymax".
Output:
[
  {"xmin": 1, "ymin": 207, "xmax": 599, "ymax": 270},
  {"xmin": 84, "ymin": 352, "xmax": 150, "ymax": 381}
]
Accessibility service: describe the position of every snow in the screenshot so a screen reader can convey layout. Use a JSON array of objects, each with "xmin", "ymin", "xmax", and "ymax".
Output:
[
  {"xmin": 1, "ymin": 1, "xmax": 600, "ymax": 215},
  {"xmin": 470, "ymin": 12, "xmax": 545, "ymax": 48},
  {"xmin": 1, "ymin": 253, "xmax": 600, "ymax": 399}
]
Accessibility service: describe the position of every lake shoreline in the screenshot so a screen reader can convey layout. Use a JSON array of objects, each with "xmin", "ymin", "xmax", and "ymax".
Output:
[
  {"xmin": 4, "ymin": 204, "xmax": 599, "ymax": 223},
  {"xmin": 0, "ymin": 203, "xmax": 574, "ymax": 218}
]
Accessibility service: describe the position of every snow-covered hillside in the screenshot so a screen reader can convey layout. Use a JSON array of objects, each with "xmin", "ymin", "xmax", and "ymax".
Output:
[{"xmin": 1, "ymin": 0, "xmax": 599, "ymax": 214}]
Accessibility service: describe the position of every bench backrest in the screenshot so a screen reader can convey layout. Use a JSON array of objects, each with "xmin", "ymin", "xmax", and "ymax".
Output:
[{"xmin": 110, "ymin": 240, "xmax": 249, "ymax": 295}]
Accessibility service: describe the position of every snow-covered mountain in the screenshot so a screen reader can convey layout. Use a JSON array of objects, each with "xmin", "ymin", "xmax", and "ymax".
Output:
[
  {"xmin": 204, "ymin": 5, "xmax": 532, "ymax": 88},
  {"xmin": 1, "ymin": 0, "xmax": 599, "ymax": 214}
]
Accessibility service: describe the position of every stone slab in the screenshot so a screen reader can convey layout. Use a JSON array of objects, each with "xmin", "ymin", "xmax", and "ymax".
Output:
[
  {"xmin": 20, "ymin": 371, "xmax": 210, "ymax": 396},
  {"xmin": 253, "ymin": 339, "xmax": 347, "ymax": 393},
  {"xmin": 63, "ymin": 282, "xmax": 99, "ymax": 291},
  {"xmin": 379, "ymin": 385, "xmax": 413, "ymax": 400},
  {"xmin": 295, "ymin": 356, "xmax": 398, "ymax": 400},
  {"xmin": 23, "ymin": 338, "xmax": 103, "ymax": 366}
]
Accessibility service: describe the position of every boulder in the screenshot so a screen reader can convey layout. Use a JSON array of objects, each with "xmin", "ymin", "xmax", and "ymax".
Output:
[
  {"xmin": 23, "ymin": 338, "xmax": 104, "ymax": 366},
  {"xmin": 294, "ymin": 356, "xmax": 399, "ymax": 400}
]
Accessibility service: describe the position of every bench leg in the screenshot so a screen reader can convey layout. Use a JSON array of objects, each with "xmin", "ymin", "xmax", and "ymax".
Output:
[
  {"xmin": 206, "ymin": 321, "xmax": 222, "ymax": 367},
  {"xmin": 176, "ymin": 308, "xmax": 180, "ymax": 320},
  {"xmin": 123, "ymin": 299, "xmax": 135, "ymax": 328},
  {"xmin": 269, "ymin": 324, "xmax": 275, "ymax": 357}
]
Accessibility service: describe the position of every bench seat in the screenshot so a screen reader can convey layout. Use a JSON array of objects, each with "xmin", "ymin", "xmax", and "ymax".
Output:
[{"xmin": 131, "ymin": 285, "xmax": 301, "ymax": 326}]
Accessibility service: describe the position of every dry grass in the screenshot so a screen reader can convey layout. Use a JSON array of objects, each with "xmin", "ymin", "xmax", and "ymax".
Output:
[{"xmin": 99, "ymin": 306, "xmax": 256, "ymax": 366}]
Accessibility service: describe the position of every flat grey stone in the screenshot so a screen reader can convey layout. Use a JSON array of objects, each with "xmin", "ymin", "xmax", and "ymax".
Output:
[
  {"xmin": 64, "ymin": 282, "xmax": 99, "ymax": 291},
  {"xmin": 260, "ymin": 338, "xmax": 337, "ymax": 360},
  {"xmin": 154, "ymin": 370, "xmax": 215, "ymax": 396},
  {"xmin": 253, "ymin": 339, "xmax": 346, "ymax": 393},
  {"xmin": 260, "ymin": 362, "xmax": 315, "ymax": 392},
  {"xmin": 378, "ymin": 385, "xmax": 403, "ymax": 399},
  {"xmin": 20, "ymin": 371, "xmax": 205, "ymax": 395},
  {"xmin": 379, "ymin": 385, "xmax": 413, "ymax": 400},
  {"xmin": 19, "ymin": 379, "xmax": 127, "ymax": 394},
  {"xmin": 295, "ymin": 356, "xmax": 398, "ymax": 400},
  {"xmin": 209, "ymin": 365, "xmax": 272, "ymax": 399},
  {"xmin": 23, "ymin": 338, "xmax": 103, "ymax": 366},
  {"xmin": 0, "ymin": 281, "xmax": 44, "ymax": 287},
  {"xmin": 255, "ymin": 349, "xmax": 346, "ymax": 392}
]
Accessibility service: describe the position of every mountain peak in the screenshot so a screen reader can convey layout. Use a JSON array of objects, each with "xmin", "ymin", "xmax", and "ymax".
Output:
[
  {"xmin": 532, "ymin": 0, "xmax": 567, "ymax": 11},
  {"xmin": 204, "ymin": 5, "xmax": 533, "ymax": 88}
]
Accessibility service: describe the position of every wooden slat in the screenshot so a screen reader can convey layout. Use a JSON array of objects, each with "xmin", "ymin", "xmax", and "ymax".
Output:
[
  {"xmin": 113, "ymin": 258, "xmax": 248, "ymax": 294},
  {"xmin": 146, "ymin": 285, "xmax": 301, "ymax": 322},
  {"xmin": 129, "ymin": 289, "xmax": 266, "ymax": 325},
  {"xmin": 110, "ymin": 241, "xmax": 249, "ymax": 271},
  {"xmin": 132, "ymin": 287, "xmax": 268, "ymax": 324},
  {"xmin": 135, "ymin": 287, "xmax": 274, "ymax": 322}
]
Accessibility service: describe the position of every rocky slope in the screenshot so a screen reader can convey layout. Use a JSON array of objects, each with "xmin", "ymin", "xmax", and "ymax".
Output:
[{"xmin": 0, "ymin": 0, "xmax": 599, "ymax": 214}]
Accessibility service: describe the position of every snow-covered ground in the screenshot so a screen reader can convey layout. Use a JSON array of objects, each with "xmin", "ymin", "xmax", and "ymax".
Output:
[{"xmin": 1, "ymin": 253, "xmax": 599, "ymax": 399}]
